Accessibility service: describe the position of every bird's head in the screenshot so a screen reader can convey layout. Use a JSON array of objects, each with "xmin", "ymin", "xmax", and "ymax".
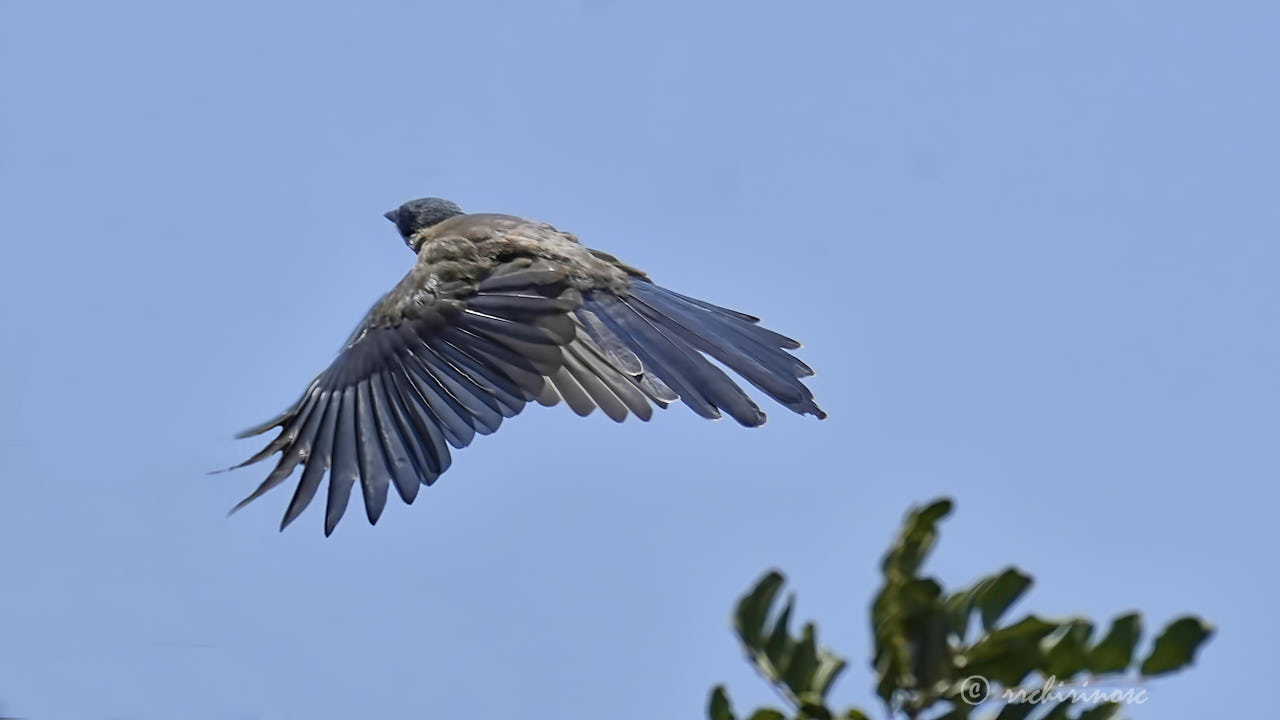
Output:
[{"xmin": 383, "ymin": 197, "xmax": 464, "ymax": 250}]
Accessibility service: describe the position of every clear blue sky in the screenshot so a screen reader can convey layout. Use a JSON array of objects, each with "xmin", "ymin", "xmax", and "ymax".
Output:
[{"xmin": 1, "ymin": 2, "xmax": 1274, "ymax": 718}]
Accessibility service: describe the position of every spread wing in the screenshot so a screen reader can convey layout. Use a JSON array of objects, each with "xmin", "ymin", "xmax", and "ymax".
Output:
[
  {"xmin": 229, "ymin": 257, "xmax": 586, "ymax": 535},
  {"xmin": 567, "ymin": 277, "xmax": 826, "ymax": 427},
  {"xmin": 533, "ymin": 277, "xmax": 825, "ymax": 426},
  {"xmin": 228, "ymin": 217, "xmax": 825, "ymax": 536}
]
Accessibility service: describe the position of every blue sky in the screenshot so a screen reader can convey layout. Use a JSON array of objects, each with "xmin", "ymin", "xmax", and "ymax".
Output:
[{"xmin": 0, "ymin": 1, "xmax": 1275, "ymax": 718}]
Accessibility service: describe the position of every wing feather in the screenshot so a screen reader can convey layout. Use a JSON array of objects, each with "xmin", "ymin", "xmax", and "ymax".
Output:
[{"xmin": 229, "ymin": 257, "xmax": 581, "ymax": 533}]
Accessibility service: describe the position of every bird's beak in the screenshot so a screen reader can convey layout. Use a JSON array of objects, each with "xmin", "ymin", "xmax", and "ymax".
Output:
[{"xmin": 383, "ymin": 210, "xmax": 397, "ymax": 223}]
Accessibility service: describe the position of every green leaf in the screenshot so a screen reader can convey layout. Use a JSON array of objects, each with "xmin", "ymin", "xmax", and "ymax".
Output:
[
  {"xmin": 1040, "ymin": 619, "xmax": 1094, "ymax": 679},
  {"xmin": 1039, "ymin": 699, "xmax": 1073, "ymax": 720},
  {"xmin": 735, "ymin": 571, "xmax": 786, "ymax": 649},
  {"xmin": 783, "ymin": 622, "xmax": 820, "ymax": 693},
  {"xmin": 946, "ymin": 567, "xmax": 1035, "ymax": 642},
  {"xmin": 797, "ymin": 701, "xmax": 833, "ymax": 720},
  {"xmin": 764, "ymin": 594, "xmax": 795, "ymax": 668},
  {"xmin": 708, "ymin": 686, "xmax": 735, "ymax": 720},
  {"xmin": 1140, "ymin": 616, "xmax": 1213, "ymax": 676},
  {"xmin": 1088, "ymin": 613, "xmax": 1141, "ymax": 674},
  {"xmin": 812, "ymin": 650, "xmax": 848, "ymax": 698},
  {"xmin": 945, "ymin": 589, "xmax": 976, "ymax": 642},
  {"xmin": 909, "ymin": 603, "xmax": 955, "ymax": 692},
  {"xmin": 871, "ymin": 576, "xmax": 947, "ymax": 701},
  {"xmin": 842, "ymin": 710, "xmax": 872, "ymax": 720},
  {"xmin": 1076, "ymin": 702, "xmax": 1122, "ymax": 720},
  {"xmin": 871, "ymin": 498, "xmax": 958, "ymax": 706},
  {"xmin": 972, "ymin": 615, "xmax": 1060, "ymax": 647},
  {"xmin": 899, "ymin": 577, "xmax": 945, "ymax": 615},
  {"xmin": 746, "ymin": 710, "xmax": 786, "ymax": 720},
  {"xmin": 993, "ymin": 702, "xmax": 1036, "ymax": 720},
  {"xmin": 963, "ymin": 615, "xmax": 1059, "ymax": 686},
  {"xmin": 882, "ymin": 498, "xmax": 953, "ymax": 579},
  {"xmin": 977, "ymin": 568, "xmax": 1033, "ymax": 631}
]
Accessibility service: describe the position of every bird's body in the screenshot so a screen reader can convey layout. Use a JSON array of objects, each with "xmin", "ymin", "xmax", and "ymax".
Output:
[
  {"xmin": 230, "ymin": 198, "xmax": 825, "ymax": 535},
  {"xmin": 372, "ymin": 213, "xmax": 634, "ymax": 324}
]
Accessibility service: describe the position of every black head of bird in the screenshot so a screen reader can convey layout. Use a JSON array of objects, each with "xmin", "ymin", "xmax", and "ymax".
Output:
[{"xmin": 384, "ymin": 197, "xmax": 464, "ymax": 247}]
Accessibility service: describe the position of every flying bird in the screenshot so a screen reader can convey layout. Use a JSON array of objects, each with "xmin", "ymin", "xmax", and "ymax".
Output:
[{"xmin": 228, "ymin": 198, "xmax": 826, "ymax": 535}]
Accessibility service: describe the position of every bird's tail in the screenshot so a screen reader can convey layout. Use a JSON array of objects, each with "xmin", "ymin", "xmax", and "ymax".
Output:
[{"xmin": 574, "ymin": 280, "xmax": 825, "ymax": 426}]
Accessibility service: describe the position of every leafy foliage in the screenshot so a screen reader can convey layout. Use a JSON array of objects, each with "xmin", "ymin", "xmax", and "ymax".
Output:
[
  {"xmin": 709, "ymin": 499, "xmax": 1212, "ymax": 720},
  {"xmin": 721, "ymin": 567, "xmax": 850, "ymax": 720}
]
